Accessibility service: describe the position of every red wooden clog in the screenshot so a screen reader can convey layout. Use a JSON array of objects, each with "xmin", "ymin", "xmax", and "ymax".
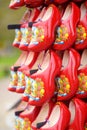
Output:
[
  {"xmin": 75, "ymin": 2, "xmax": 87, "ymax": 50},
  {"xmin": 53, "ymin": 2, "xmax": 80, "ymax": 50},
  {"xmin": 8, "ymin": 51, "xmax": 28, "ymax": 92},
  {"xmin": 76, "ymin": 49, "xmax": 87, "ymax": 98},
  {"xmin": 26, "ymin": 50, "xmax": 61, "ymax": 106},
  {"xmin": 68, "ymin": 98, "xmax": 87, "ymax": 130},
  {"xmin": 9, "ymin": 0, "xmax": 25, "ymax": 9},
  {"xmin": 56, "ymin": 48, "xmax": 80, "ymax": 101},
  {"xmin": 16, "ymin": 51, "xmax": 39, "ymax": 93},
  {"xmin": 28, "ymin": 4, "xmax": 61, "ymax": 52},
  {"xmin": 19, "ymin": 7, "xmax": 46, "ymax": 51},
  {"xmin": 34, "ymin": 102, "xmax": 70, "ymax": 130},
  {"xmin": 24, "ymin": 0, "xmax": 44, "ymax": 8}
]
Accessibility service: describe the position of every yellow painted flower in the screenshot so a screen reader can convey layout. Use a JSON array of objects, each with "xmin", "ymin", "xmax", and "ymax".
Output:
[
  {"xmin": 78, "ymin": 73, "xmax": 87, "ymax": 93},
  {"xmin": 41, "ymin": 35, "xmax": 44, "ymax": 39},
  {"xmin": 40, "ymin": 89, "xmax": 45, "ymax": 96},
  {"xmin": 57, "ymin": 75, "xmax": 70, "ymax": 96},
  {"xmin": 33, "ymin": 83, "xmax": 38, "ymax": 88},
  {"xmin": 30, "ymin": 78, "xmax": 45, "ymax": 99},
  {"xmin": 40, "ymin": 81, "xmax": 44, "ymax": 86},
  {"xmin": 59, "ymin": 90, "xmax": 64, "ymax": 93},
  {"xmin": 76, "ymin": 25, "xmax": 86, "ymax": 43},
  {"xmin": 78, "ymin": 76, "xmax": 82, "ymax": 81},
  {"xmin": 85, "ymin": 82, "xmax": 87, "ymax": 86},
  {"xmin": 25, "ymin": 29, "xmax": 29, "ymax": 35},
  {"xmin": 83, "ymin": 33, "xmax": 86, "ymax": 38},
  {"xmin": 66, "ymin": 84, "xmax": 70, "ymax": 89},
  {"xmin": 27, "ymin": 80, "xmax": 31, "ymax": 85},
  {"xmin": 17, "ymin": 31, "xmax": 21, "ymax": 35},
  {"xmin": 59, "ymin": 79, "xmax": 63, "ymax": 84},
  {"xmin": 65, "ymin": 33, "xmax": 69, "ymax": 38}
]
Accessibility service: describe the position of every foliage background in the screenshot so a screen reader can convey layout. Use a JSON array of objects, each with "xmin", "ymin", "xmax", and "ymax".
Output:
[{"xmin": 0, "ymin": 0, "xmax": 26, "ymax": 78}]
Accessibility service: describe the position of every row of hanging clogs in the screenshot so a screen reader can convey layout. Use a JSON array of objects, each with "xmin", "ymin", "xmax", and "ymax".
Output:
[
  {"xmin": 14, "ymin": 98, "xmax": 87, "ymax": 130},
  {"xmin": 8, "ymin": 50, "xmax": 61, "ymax": 106},
  {"xmin": 9, "ymin": 0, "xmax": 85, "ymax": 9},
  {"xmin": 8, "ymin": 48, "xmax": 87, "ymax": 106},
  {"xmin": 8, "ymin": 2, "xmax": 87, "ymax": 52},
  {"xmin": 8, "ymin": 0, "xmax": 87, "ymax": 130}
]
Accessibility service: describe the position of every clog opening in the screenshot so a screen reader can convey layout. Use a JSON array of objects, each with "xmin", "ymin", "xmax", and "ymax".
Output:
[
  {"xmin": 42, "ymin": 7, "xmax": 52, "ymax": 21},
  {"xmin": 69, "ymin": 101, "xmax": 75, "ymax": 124},
  {"xmin": 80, "ymin": 3, "xmax": 87, "ymax": 20},
  {"xmin": 62, "ymin": 4, "xmax": 71, "ymax": 20},
  {"xmin": 79, "ymin": 49, "xmax": 87, "ymax": 69},
  {"xmin": 62, "ymin": 50, "xmax": 69, "ymax": 69},
  {"xmin": 42, "ymin": 105, "xmax": 60, "ymax": 128},
  {"xmin": 14, "ymin": 51, "xmax": 28, "ymax": 66},
  {"xmin": 25, "ymin": 52, "xmax": 35, "ymax": 66},
  {"xmin": 32, "ymin": 102, "xmax": 49, "ymax": 127}
]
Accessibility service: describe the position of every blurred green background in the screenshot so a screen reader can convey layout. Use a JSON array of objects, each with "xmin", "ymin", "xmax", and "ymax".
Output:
[
  {"xmin": 0, "ymin": 1, "xmax": 26, "ymax": 78},
  {"xmin": 0, "ymin": 2, "xmax": 27, "ymax": 129}
]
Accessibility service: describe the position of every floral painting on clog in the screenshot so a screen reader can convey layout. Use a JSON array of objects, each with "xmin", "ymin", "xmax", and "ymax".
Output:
[
  {"xmin": 77, "ymin": 73, "xmax": 87, "ymax": 95},
  {"xmin": 14, "ymin": 29, "xmax": 22, "ymax": 45},
  {"xmin": 22, "ymin": 118, "xmax": 31, "ymax": 130},
  {"xmin": 56, "ymin": 75, "xmax": 70, "ymax": 97},
  {"xmin": 17, "ymin": 71, "xmax": 25, "ymax": 90},
  {"xmin": 24, "ymin": 77, "xmax": 45, "ymax": 101},
  {"xmin": 15, "ymin": 116, "xmax": 31, "ymax": 130},
  {"xmin": 10, "ymin": 71, "xmax": 18, "ymax": 87},
  {"xmin": 55, "ymin": 25, "xmax": 69, "ymax": 44},
  {"xmin": 30, "ymin": 78, "xmax": 45, "ymax": 101},
  {"xmin": 15, "ymin": 116, "xmax": 23, "ymax": 130},
  {"xmin": 75, "ymin": 25, "xmax": 87, "ymax": 44},
  {"xmin": 24, "ymin": 76, "xmax": 32, "ymax": 97},
  {"xmin": 30, "ymin": 26, "xmax": 44, "ymax": 45},
  {"xmin": 21, "ymin": 28, "xmax": 32, "ymax": 46}
]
